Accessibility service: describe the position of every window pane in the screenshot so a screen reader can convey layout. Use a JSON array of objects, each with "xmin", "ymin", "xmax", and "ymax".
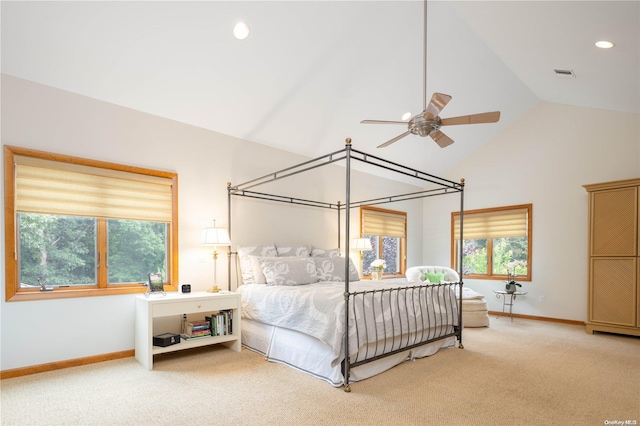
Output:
[
  {"xmin": 362, "ymin": 235, "xmax": 378, "ymax": 274},
  {"xmin": 382, "ymin": 236, "xmax": 399, "ymax": 273},
  {"xmin": 461, "ymin": 238, "xmax": 488, "ymax": 276},
  {"xmin": 492, "ymin": 237, "xmax": 528, "ymax": 275},
  {"xmin": 18, "ymin": 213, "xmax": 96, "ymax": 287},
  {"xmin": 362, "ymin": 235, "xmax": 400, "ymax": 274},
  {"xmin": 107, "ymin": 219, "xmax": 168, "ymax": 284}
]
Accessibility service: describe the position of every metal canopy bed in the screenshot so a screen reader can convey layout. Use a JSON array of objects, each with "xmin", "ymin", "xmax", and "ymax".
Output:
[{"xmin": 227, "ymin": 139, "xmax": 465, "ymax": 392}]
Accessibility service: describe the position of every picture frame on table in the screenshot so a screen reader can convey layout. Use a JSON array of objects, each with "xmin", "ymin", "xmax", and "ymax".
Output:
[{"xmin": 145, "ymin": 272, "xmax": 166, "ymax": 297}]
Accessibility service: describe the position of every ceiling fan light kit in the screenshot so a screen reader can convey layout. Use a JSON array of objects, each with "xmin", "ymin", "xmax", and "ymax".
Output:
[
  {"xmin": 595, "ymin": 40, "xmax": 614, "ymax": 49},
  {"xmin": 361, "ymin": 0, "xmax": 500, "ymax": 149}
]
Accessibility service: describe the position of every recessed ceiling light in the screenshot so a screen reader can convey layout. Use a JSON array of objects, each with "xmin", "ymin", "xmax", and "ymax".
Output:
[
  {"xmin": 595, "ymin": 40, "xmax": 614, "ymax": 49},
  {"xmin": 233, "ymin": 21, "xmax": 250, "ymax": 40},
  {"xmin": 401, "ymin": 112, "xmax": 412, "ymax": 121}
]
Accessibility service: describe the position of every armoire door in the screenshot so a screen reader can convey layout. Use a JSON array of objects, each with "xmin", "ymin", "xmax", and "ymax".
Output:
[{"xmin": 590, "ymin": 257, "xmax": 637, "ymax": 327}]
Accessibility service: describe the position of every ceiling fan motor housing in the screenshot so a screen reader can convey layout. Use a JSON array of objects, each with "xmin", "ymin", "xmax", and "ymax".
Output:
[{"xmin": 409, "ymin": 114, "xmax": 441, "ymax": 136}]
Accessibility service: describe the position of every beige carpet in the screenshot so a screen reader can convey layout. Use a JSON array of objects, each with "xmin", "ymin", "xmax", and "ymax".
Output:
[{"xmin": 1, "ymin": 318, "xmax": 639, "ymax": 426}]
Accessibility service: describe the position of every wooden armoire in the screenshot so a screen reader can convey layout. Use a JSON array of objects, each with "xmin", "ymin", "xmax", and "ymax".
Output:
[{"xmin": 583, "ymin": 178, "xmax": 640, "ymax": 336}]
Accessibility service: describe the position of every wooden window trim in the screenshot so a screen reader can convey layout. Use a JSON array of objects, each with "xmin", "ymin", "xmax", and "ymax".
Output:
[
  {"xmin": 360, "ymin": 205, "xmax": 407, "ymax": 278},
  {"xmin": 450, "ymin": 204, "xmax": 532, "ymax": 281},
  {"xmin": 4, "ymin": 145, "xmax": 179, "ymax": 301}
]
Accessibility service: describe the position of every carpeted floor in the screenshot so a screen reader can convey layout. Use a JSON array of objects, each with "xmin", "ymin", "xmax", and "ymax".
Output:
[{"xmin": 1, "ymin": 317, "xmax": 639, "ymax": 425}]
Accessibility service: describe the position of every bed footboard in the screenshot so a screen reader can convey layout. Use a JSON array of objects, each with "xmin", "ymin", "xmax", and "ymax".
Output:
[{"xmin": 343, "ymin": 282, "xmax": 462, "ymax": 390}]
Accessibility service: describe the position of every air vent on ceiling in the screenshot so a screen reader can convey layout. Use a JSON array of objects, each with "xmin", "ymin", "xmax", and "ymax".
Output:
[{"xmin": 554, "ymin": 69, "xmax": 576, "ymax": 77}]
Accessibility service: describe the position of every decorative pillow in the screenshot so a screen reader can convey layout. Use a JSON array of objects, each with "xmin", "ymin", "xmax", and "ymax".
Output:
[
  {"xmin": 276, "ymin": 245, "xmax": 310, "ymax": 257},
  {"xmin": 315, "ymin": 257, "xmax": 360, "ymax": 282},
  {"xmin": 249, "ymin": 256, "xmax": 268, "ymax": 284},
  {"xmin": 311, "ymin": 247, "xmax": 340, "ymax": 257},
  {"xmin": 424, "ymin": 272, "xmax": 445, "ymax": 284},
  {"xmin": 238, "ymin": 245, "xmax": 277, "ymax": 284},
  {"xmin": 259, "ymin": 257, "xmax": 318, "ymax": 286}
]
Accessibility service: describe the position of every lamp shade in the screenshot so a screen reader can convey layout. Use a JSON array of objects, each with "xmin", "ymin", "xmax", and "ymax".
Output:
[
  {"xmin": 352, "ymin": 238, "xmax": 372, "ymax": 251},
  {"xmin": 200, "ymin": 221, "xmax": 231, "ymax": 246}
]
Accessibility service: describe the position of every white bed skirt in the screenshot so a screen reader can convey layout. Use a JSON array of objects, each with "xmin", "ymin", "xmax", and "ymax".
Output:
[{"xmin": 242, "ymin": 318, "xmax": 456, "ymax": 387}]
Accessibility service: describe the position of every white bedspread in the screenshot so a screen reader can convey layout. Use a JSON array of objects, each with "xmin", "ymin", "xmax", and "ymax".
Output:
[{"xmin": 237, "ymin": 281, "xmax": 458, "ymax": 366}]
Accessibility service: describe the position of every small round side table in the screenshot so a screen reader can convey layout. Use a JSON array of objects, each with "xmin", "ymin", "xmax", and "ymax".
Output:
[{"xmin": 493, "ymin": 290, "xmax": 527, "ymax": 321}]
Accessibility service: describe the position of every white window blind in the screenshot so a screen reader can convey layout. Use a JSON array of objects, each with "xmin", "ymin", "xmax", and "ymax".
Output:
[
  {"xmin": 14, "ymin": 155, "xmax": 173, "ymax": 222},
  {"xmin": 362, "ymin": 208, "xmax": 406, "ymax": 238},
  {"xmin": 453, "ymin": 208, "xmax": 528, "ymax": 240}
]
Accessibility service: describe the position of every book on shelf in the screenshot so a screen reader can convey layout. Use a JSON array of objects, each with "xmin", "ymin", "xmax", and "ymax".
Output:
[
  {"xmin": 206, "ymin": 309, "xmax": 233, "ymax": 336},
  {"xmin": 180, "ymin": 331, "xmax": 211, "ymax": 340},
  {"xmin": 182, "ymin": 319, "xmax": 211, "ymax": 339}
]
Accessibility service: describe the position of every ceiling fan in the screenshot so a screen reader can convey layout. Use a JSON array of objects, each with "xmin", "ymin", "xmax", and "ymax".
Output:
[{"xmin": 361, "ymin": 0, "xmax": 500, "ymax": 149}]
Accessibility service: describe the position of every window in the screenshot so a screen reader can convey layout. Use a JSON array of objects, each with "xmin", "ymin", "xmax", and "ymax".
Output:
[
  {"xmin": 451, "ymin": 204, "xmax": 531, "ymax": 281},
  {"xmin": 4, "ymin": 145, "xmax": 179, "ymax": 301},
  {"xmin": 360, "ymin": 206, "xmax": 406, "ymax": 277}
]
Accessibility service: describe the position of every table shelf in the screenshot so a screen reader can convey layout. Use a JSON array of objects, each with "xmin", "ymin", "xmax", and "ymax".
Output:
[{"xmin": 135, "ymin": 291, "xmax": 241, "ymax": 370}]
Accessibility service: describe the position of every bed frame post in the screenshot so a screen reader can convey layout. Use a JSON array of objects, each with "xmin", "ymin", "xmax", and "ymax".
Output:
[
  {"xmin": 227, "ymin": 182, "xmax": 233, "ymax": 291},
  {"xmin": 343, "ymin": 138, "xmax": 352, "ymax": 392},
  {"xmin": 458, "ymin": 178, "xmax": 465, "ymax": 349},
  {"xmin": 337, "ymin": 201, "xmax": 341, "ymax": 254}
]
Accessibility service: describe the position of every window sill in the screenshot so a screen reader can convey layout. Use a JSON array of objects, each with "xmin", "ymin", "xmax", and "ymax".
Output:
[
  {"xmin": 361, "ymin": 274, "xmax": 405, "ymax": 280},
  {"xmin": 6, "ymin": 284, "xmax": 178, "ymax": 302}
]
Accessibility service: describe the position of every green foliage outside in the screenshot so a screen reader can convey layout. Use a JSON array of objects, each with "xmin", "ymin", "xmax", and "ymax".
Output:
[
  {"xmin": 19, "ymin": 214, "xmax": 96, "ymax": 287},
  {"xmin": 108, "ymin": 219, "xmax": 167, "ymax": 283},
  {"xmin": 461, "ymin": 237, "xmax": 527, "ymax": 277},
  {"xmin": 18, "ymin": 213, "xmax": 167, "ymax": 287}
]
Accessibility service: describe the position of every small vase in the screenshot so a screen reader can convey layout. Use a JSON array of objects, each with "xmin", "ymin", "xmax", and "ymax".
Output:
[
  {"xmin": 371, "ymin": 271, "xmax": 383, "ymax": 281},
  {"xmin": 506, "ymin": 284, "xmax": 516, "ymax": 293}
]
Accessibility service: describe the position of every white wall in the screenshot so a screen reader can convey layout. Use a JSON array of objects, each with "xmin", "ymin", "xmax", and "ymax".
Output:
[
  {"xmin": 423, "ymin": 102, "xmax": 640, "ymax": 322},
  {"xmin": 0, "ymin": 75, "xmax": 424, "ymax": 370}
]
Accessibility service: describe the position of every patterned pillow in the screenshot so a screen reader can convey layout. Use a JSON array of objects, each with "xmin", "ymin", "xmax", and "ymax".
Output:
[
  {"xmin": 315, "ymin": 257, "xmax": 360, "ymax": 282},
  {"xmin": 259, "ymin": 257, "xmax": 318, "ymax": 286},
  {"xmin": 311, "ymin": 247, "xmax": 340, "ymax": 257},
  {"xmin": 238, "ymin": 245, "xmax": 277, "ymax": 284},
  {"xmin": 276, "ymin": 245, "xmax": 310, "ymax": 257}
]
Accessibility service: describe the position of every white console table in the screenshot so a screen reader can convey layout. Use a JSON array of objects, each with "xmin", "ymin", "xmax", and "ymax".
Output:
[{"xmin": 135, "ymin": 291, "xmax": 241, "ymax": 370}]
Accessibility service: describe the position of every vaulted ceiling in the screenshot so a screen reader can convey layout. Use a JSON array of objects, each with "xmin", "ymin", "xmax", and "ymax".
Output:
[{"xmin": 2, "ymin": 1, "xmax": 638, "ymax": 180}]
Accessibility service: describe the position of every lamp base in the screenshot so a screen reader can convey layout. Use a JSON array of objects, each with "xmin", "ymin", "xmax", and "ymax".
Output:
[{"xmin": 207, "ymin": 285, "xmax": 221, "ymax": 293}]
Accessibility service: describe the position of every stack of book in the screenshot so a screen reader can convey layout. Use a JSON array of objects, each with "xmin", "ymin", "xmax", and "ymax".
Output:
[
  {"xmin": 181, "ymin": 319, "xmax": 211, "ymax": 339},
  {"xmin": 206, "ymin": 310, "xmax": 233, "ymax": 336}
]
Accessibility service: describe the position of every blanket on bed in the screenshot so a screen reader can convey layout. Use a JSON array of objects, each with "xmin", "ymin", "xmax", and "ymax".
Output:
[{"xmin": 237, "ymin": 281, "xmax": 458, "ymax": 366}]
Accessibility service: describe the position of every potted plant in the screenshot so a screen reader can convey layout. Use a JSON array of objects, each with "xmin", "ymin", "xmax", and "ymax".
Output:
[
  {"xmin": 504, "ymin": 261, "xmax": 525, "ymax": 293},
  {"xmin": 370, "ymin": 259, "xmax": 386, "ymax": 281}
]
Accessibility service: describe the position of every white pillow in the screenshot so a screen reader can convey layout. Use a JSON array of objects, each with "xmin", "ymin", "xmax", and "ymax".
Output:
[
  {"xmin": 249, "ymin": 256, "xmax": 267, "ymax": 284},
  {"xmin": 315, "ymin": 257, "xmax": 360, "ymax": 282},
  {"xmin": 238, "ymin": 245, "xmax": 277, "ymax": 284},
  {"xmin": 311, "ymin": 247, "xmax": 340, "ymax": 257},
  {"xmin": 259, "ymin": 257, "xmax": 318, "ymax": 286},
  {"xmin": 276, "ymin": 245, "xmax": 310, "ymax": 257}
]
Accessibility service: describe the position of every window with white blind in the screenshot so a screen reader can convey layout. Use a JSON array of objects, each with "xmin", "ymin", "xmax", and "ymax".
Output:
[
  {"xmin": 360, "ymin": 206, "xmax": 406, "ymax": 277},
  {"xmin": 451, "ymin": 204, "xmax": 531, "ymax": 280},
  {"xmin": 4, "ymin": 145, "xmax": 179, "ymax": 301}
]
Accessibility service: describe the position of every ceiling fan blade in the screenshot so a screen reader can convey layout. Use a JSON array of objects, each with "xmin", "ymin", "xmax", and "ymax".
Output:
[
  {"xmin": 431, "ymin": 130, "xmax": 454, "ymax": 148},
  {"xmin": 361, "ymin": 119, "xmax": 407, "ymax": 125},
  {"xmin": 377, "ymin": 131, "xmax": 412, "ymax": 148},
  {"xmin": 424, "ymin": 93, "xmax": 452, "ymax": 119},
  {"xmin": 441, "ymin": 111, "xmax": 501, "ymax": 126}
]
